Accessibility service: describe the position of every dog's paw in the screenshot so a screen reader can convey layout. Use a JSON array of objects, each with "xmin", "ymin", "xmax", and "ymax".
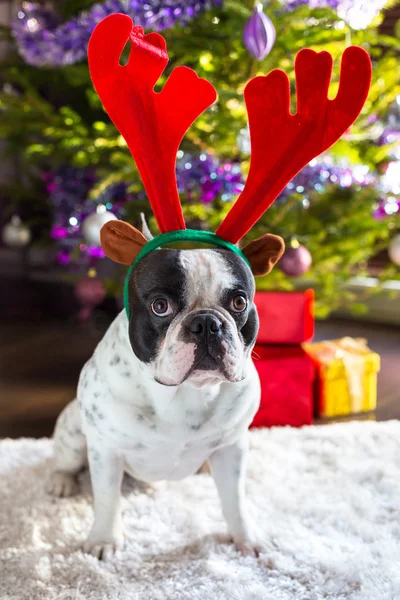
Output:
[
  {"xmin": 232, "ymin": 534, "xmax": 263, "ymax": 558},
  {"xmin": 47, "ymin": 471, "xmax": 79, "ymax": 497},
  {"xmin": 83, "ymin": 530, "xmax": 124, "ymax": 560}
]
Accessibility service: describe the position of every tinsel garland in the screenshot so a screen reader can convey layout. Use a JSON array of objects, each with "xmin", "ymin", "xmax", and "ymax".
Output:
[
  {"xmin": 47, "ymin": 151, "xmax": 384, "ymax": 266},
  {"xmin": 12, "ymin": 0, "xmax": 221, "ymax": 67},
  {"xmin": 13, "ymin": 0, "xmax": 388, "ymax": 68},
  {"xmin": 281, "ymin": 0, "xmax": 339, "ymax": 9},
  {"xmin": 47, "ymin": 151, "xmax": 243, "ymax": 264}
]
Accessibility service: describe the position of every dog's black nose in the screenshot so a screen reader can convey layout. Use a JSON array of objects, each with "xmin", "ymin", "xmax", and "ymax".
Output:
[{"xmin": 187, "ymin": 313, "xmax": 222, "ymax": 338}]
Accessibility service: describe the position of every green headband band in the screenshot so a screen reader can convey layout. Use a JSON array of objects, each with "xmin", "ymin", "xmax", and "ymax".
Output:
[{"xmin": 123, "ymin": 229, "xmax": 250, "ymax": 318}]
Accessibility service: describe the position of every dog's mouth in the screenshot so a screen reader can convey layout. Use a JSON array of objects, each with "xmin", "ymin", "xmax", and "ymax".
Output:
[
  {"xmin": 193, "ymin": 351, "xmax": 219, "ymax": 371},
  {"xmin": 154, "ymin": 349, "xmax": 244, "ymax": 387},
  {"xmin": 154, "ymin": 315, "xmax": 246, "ymax": 387}
]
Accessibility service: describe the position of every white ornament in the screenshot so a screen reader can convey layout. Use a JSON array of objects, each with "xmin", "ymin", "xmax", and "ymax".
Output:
[
  {"xmin": 237, "ymin": 127, "xmax": 251, "ymax": 155},
  {"xmin": 82, "ymin": 205, "xmax": 117, "ymax": 246},
  {"xmin": 2, "ymin": 215, "xmax": 31, "ymax": 248},
  {"xmin": 388, "ymin": 234, "xmax": 400, "ymax": 267}
]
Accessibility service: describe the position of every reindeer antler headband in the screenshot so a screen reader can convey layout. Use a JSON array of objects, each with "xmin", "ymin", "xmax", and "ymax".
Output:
[{"xmin": 88, "ymin": 14, "xmax": 372, "ymax": 314}]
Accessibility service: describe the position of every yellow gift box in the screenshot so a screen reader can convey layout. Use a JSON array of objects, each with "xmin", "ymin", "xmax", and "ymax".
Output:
[{"xmin": 302, "ymin": 337, "xmax": 380, "ymax": 418}]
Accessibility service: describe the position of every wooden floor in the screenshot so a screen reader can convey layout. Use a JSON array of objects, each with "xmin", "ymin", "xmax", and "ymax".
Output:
[
  {"xmin": 0, "ymin": 318, "xmax": 105, "ymax": 438},
  {"xmin": 0, "ymin": 316, "xmax": 399, "ymax": 438}
]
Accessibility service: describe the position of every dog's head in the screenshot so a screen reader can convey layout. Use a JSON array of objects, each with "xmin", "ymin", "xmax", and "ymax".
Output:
[
  {"xmin": 101, "ymin": 220, "xmax": 284, "ymax": 387},
  {"xmin": 90, "ymin": 17, "xmax": 371, "ymax": 387}
]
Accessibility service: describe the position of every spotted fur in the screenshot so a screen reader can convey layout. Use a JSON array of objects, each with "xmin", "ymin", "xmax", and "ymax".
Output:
[{"xmin": 49, "ymin": 248, "xmax": 262, "ymax": 558}]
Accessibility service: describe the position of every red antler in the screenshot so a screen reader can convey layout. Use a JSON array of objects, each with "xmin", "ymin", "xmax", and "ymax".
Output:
[
  {"xmin": 216, "ymin": 46, "xmax": 372, "ymax": 244},
  {"xmin": 88, "ymin": 13, "xmax": 217, "ymax": 233}
]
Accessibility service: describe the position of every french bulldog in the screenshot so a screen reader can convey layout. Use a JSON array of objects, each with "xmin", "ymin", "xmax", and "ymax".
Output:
[{"xmin": 48, "ymin": 221, "xmax": 284, "ymax": 560}]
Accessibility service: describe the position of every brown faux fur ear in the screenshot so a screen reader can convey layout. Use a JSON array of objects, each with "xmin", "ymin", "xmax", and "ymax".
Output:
[
  {"xmin": 241, "ymin": 233, "xmax": 285, "ymax": 276},
  {"xmin": 100, "ymin": 220, "xmax": 148, "ymax": 265}
]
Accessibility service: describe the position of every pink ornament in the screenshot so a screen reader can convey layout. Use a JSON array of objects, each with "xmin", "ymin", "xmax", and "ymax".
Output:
[
  {"xmin": 279, "ymin": 245, "xmax": 312, "ymax": 277},
  {"xmin": 51, "ymin": 226, "xmax": 68, "ymax": 239},
  {"xmin": 74, "ymin": 276, "xmax": 106, "ymax": 320}
]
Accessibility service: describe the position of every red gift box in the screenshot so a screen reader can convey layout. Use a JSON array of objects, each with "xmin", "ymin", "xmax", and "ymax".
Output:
[
  {"xmin": 251, "ymin": 345, "xmax": 315, "ymax": 428},
  {"xmin": 254, "ymin": 290, "xmax": 314, "ymax": 345}
]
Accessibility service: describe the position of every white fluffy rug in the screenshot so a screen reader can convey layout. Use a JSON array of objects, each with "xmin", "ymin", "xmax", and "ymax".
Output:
[{"xmin": 2, "ymin": 421, "xmax": 400, "ymax": 600}]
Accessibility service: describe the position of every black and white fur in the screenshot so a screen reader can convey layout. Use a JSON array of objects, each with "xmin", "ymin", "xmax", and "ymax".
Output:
[{"xmin": 48, "ymin": 247, "xmax": 262, "ymax": 559}]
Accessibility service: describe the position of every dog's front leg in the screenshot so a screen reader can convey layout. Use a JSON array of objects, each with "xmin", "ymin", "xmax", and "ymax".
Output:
[
  {"xmin": 209, "ymin": 433, "xmax": 261, "ymax": 556},
  {"xmin": 83, "ymin": 443, "xmax": 125, "ymax": 560}
]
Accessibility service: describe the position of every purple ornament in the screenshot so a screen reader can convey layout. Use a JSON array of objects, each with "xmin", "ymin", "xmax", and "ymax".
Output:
[
  {"xmin": 74, "ymin": 276, "xmax": 106, "ymax": 320},
  {"xmin": 279, "ymin": 244, "xmax": 312, "ymax": 277},
  {"xmin": 243, "ymin": 3, "xmax": 276, "ymax": 61}
]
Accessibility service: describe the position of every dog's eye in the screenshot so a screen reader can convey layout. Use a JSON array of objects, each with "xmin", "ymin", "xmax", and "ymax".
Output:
[
  {"xmin": 151, "ymin": 297, "xmax": 171, "ymax": 316},
  {"xmin": 230, "ymin": 295, "xmax": 247, "ymax": 313}
]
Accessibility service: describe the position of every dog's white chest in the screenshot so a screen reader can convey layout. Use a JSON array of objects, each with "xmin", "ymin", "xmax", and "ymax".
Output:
[
  {"xmin": 78, "ymin": 311, "xmax": 260, "ymax": 483},
  {"xmin": 123, "ymin": 437, "xmax": 213, "ymax": 481},
  {"xmin": 98, "ymin": 384, "xmax": 253, "ymax": 482}
]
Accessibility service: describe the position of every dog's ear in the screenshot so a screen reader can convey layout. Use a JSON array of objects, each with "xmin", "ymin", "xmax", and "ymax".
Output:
[
  {"xmin": 101, "ymin": 220, "xmax": 148, "ymax": 265},
  {"xmin": 241, "ymin": 233, "xmax": 285, "ymax": 276}
]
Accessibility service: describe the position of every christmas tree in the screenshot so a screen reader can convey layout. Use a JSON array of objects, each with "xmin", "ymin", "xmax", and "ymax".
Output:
[{"xmin": 0, "ymin": 0, "xmax": 399, "ymax": 318}]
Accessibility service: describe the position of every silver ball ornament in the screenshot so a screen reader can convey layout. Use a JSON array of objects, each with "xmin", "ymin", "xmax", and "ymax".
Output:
[
  {"xmin": 388, "ymin": 233, "xmax": 400, "ymax": 266},
  {"xmin": 82, "ymin": 207, "xmax": 117, "ymax": 246},
  {"xmin": 2, "ymin": 216, "xmax": 31, "ymax": 248}
]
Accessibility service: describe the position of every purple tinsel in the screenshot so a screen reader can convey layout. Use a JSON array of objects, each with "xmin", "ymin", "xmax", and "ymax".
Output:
[
  {"xmin": 12, "ymin": 0, "xmax": 221, "ymax": 67},
  {"xmin": 47, "ymin": 152, "xmax": 244, "ymax": 265},
  {"xmin": 379, "ymin": 128, "xmax": 400, "ymax": 147},
  {"xmin": 373, "ymin": 197, "xmax": 400, "ymax": 219},
  {"xmin": 176, "ymin": 152, "xmax": 243, "ymax": 203},
  {"xmin": 280, "ymin": 0, "xmax": 340, "ymax": 9},
  {"xmin": 278, "ymin": 157, "xmax": 375, "ymax": 206},
  {"xmin": 46, "ymin": 166, "xmax": 133, "ymax": 264},
  {"xmin": 47, "ymin": 151, "xmax": 383, "ymax": 267}
]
